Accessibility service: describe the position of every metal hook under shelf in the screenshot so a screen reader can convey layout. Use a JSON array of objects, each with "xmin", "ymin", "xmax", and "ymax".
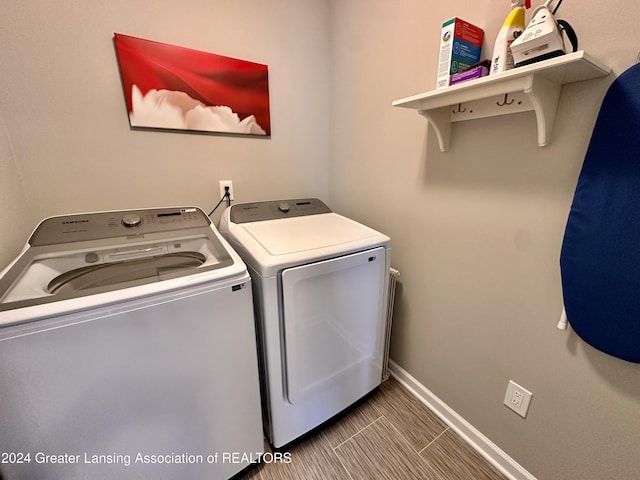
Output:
[
  {"xmin": 452, "ymin": 103, "xmax": 467, "ymax": 114},
  {"xmin": 496, "ymin": 93, "xmax": 515, "ymax": 107}
]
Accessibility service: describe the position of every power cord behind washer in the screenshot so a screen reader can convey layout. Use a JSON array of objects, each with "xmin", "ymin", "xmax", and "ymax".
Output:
[{"xmin": 208, "ymin": 186, "xmax": 231, "ymax": 216}]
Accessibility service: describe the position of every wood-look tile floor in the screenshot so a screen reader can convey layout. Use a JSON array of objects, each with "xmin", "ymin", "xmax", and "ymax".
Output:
[{"xmin": 237, "ymin": 377, "xmax": 509, "ymax": 480}]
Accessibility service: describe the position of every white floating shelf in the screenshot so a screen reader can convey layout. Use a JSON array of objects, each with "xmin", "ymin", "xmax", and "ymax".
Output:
[{"xmin": 392, "ymin": 51, "xmax": 611, "ymax": 152}]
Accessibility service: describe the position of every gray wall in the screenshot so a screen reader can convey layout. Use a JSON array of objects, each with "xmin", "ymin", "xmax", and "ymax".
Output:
[
  {"xmin": 0, "ymin": 0, "xmax": 330, "ymax": 267},
  {"xmin": 328, "ymin": 1, "xmax": 640, "ymax": 479},
  {"xmin": 0, "ymin": 110, "xmax": 33, "ymax": 263}
]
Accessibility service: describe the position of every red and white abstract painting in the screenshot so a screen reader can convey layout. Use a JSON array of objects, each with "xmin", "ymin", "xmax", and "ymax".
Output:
[{"xmin": 114, "ymin": 33, "xmax": 270, "ymax": 136}]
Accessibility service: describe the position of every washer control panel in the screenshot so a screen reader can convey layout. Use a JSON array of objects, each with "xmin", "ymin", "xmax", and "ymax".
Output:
[
  {"xmin": 29, "ymin": 207, "xmax": 210, "ymax": 246},
  {"xmin": 230, "ymin": 198, "xmax": 332, "ymax": 224}
]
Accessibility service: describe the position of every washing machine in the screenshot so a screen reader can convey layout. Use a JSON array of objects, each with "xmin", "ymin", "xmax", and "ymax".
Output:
[
  {"xmin": 220, "ymin": 198, "xmax": 391, "ymax": 448},
  {"xmin": 0, "ymin": 207, "xmax": 264, "ymax": 480}
]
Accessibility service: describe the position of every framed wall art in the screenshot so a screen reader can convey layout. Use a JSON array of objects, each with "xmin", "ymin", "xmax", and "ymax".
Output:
[{"xmin": 114, "ymin": 33, "xmax": 270, "ymax": 136}]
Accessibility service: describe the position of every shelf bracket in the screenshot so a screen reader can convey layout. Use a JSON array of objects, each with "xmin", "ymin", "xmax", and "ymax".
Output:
[
  {"xmin": 419, "ymin": 107, "xmax": 451, "ymax": 152},
  {"xmin": 523, "ymin": 74, "xmax": 562, "ymax": 147}
]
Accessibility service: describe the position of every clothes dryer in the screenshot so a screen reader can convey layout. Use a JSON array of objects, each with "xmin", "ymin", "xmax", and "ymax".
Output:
[
  {"xmin": 0, "ymin": 207, "xmax": 263, "ymax": 480},
  {"xmin": 220, "ymin": 198, "xmax": 391, "ymax": 448}
]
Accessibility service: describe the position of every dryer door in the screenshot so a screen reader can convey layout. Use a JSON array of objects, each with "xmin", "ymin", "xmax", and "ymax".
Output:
[{"xmin": 281, "ymin": 247, "xmax": 386, "ymax": 404}]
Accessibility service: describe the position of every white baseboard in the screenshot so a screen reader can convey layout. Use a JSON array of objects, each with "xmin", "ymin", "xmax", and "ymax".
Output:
[{"xmin": 388, "ymin": 360, "xmax": 537, "ymax": 480}]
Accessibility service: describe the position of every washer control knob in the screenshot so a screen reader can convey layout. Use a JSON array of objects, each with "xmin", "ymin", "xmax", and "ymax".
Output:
[
  {"xmin": 121, "ymin": 214, "xmax": 143, "ymax": 228},
  {"xmin": 84, "ymin": 252, "xmax": 99, "ymax": 264},
  {"xmin": 278, "ymin": 202, "xmax": 291, "ymax": 213}
]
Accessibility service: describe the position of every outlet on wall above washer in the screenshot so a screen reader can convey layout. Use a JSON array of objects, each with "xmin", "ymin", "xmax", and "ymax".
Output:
[{"xmin": 219, "ymin": 180, "xmax": 234, "ymax": 201}]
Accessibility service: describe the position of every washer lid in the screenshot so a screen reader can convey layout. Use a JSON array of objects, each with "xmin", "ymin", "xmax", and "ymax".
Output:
[
  {"xmin": 0, "ymin": 207, "xmax": 245, "ymax": 320},
  {"xmin": 242, "ymin": 213, "xmax": 380, "ymax": 255}
]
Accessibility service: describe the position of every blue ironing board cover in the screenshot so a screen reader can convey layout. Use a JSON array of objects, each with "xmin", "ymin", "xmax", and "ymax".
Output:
[{"xmin": 560, "ymin": 63, "xmax": 640, "ymax": 363}]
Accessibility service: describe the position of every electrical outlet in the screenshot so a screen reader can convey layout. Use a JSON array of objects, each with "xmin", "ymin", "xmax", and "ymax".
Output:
[
  {"xmin": 504, "ymin": 380, "xmax": 532, "ymax": 418},
  {"xmin": 511, "ymin": 389, "xmax": 523, "ymax": 408},
  {"xmin": 219, "ymin": 180, "xmax": 234, "ymax": 201}
]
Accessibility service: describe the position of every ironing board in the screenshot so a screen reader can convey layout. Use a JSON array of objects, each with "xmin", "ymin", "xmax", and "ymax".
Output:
[{"xmin": 560, "ymin": 63, "xmax": 640, "ymax": 363}]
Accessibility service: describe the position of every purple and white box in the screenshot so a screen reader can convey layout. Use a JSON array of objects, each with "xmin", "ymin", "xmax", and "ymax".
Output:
[{"xmin": 449, "ymin": 65, "xmax": 488, "ymax": 85}]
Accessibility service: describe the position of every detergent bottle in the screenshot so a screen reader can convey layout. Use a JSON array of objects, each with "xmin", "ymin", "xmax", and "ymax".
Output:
[{"xmin": 490, "ymin": 0, "xmax": 530, "ymax": 75}]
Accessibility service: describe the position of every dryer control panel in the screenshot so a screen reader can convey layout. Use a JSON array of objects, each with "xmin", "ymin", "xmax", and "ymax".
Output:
[
  {"xmin": 230, "ymin": 198, "xmax": 332, "ymax": 224},
  {"xmin": 29, "ymin": 207, "xmax": 210, "ymax": 246}
]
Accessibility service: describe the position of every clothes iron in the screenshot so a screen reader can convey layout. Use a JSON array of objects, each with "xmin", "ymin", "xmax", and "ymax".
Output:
[{"xmin": 510, "ymin": 0, "xmax": 577, "ymax": 67}]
